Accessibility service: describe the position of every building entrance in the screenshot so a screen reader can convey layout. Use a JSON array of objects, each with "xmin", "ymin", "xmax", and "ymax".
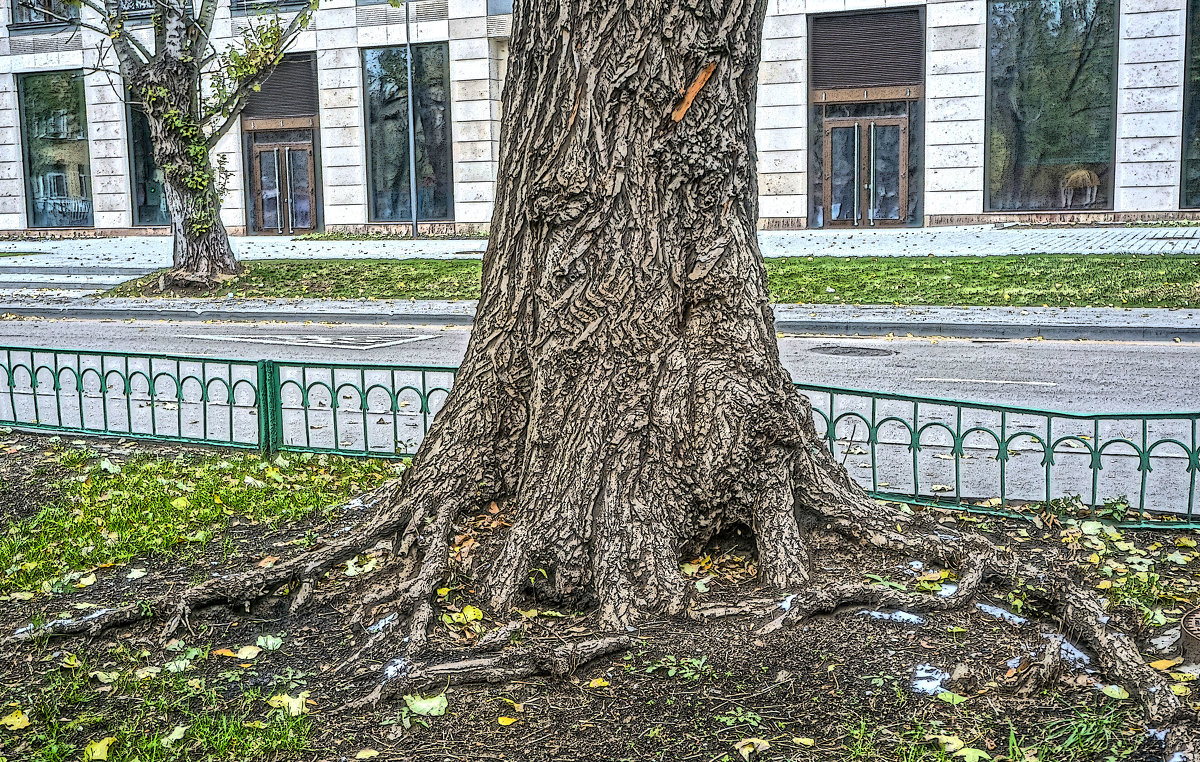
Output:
[
  {"xmin": 822, "ymin": 116, "xmax": 909, "ymax": 227},
  {"xmin": 248, "ymin": 128, "xmax": 318, "ymax": 235}
]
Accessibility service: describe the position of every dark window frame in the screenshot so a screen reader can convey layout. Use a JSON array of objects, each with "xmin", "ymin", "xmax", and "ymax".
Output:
[
  {"xmin": 8, "ymin": 0, "xmax": 78, "ymax": 31},
  {"xmin": 361, "ymin": 42, "xmax": 456, "ymax": 224},
  {"xmin": 17, "ymin": 69, "xmax": 95, "ymax": 229},
  {"xmin": 982, "ymin": 0, "xmax": 1120, "ymax": 213},
  {"xmin": 1183, "ymin": 0, "xmax": 1200, "ymax": 209},
  {"xmin": 229, "ymin": 0, "xmax": 310, "ymax": 17}
]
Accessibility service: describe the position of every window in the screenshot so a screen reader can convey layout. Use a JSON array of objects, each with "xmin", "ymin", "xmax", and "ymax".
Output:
[
  {"xmin": 11, "ymin": 0, "xmax": 78, "ymax": 25},
  {"xmin": 364, "ymin": 44, "xmax": 454, "ymax": 222},
  {"xmin": 128, "ymin": 103, "xmax": 170, "ymax": 226},
  {"xmin": 985, "ymin": 0, "xmax": 1118, "ymax": 211},
  {"xmin": 19, "ymin": 71, "xmax": 93, "ymax": 228},
  {"xmin": 1184, "ymin": 0, "xmax": 1200, "ymax": 208}
]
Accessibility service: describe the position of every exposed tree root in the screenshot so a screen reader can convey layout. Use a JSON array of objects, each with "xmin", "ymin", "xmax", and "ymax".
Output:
[{"xmin": 351, "ymin": 636, "xmax": 638, "ymax": 709}]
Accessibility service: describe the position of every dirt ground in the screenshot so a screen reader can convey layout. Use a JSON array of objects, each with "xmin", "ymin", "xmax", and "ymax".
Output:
[{"xmin": 1, "ymin": 431, "xmax": 1197, "ymax": 762}]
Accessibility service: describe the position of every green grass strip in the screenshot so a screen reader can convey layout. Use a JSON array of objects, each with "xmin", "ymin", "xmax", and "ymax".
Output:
[{"xmin": 103, "ymin": 254, "xmax": 1200, "ymax": 308}]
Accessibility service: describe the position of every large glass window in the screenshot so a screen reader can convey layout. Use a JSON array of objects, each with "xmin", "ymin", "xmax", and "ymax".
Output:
[
  {"xmin": 11, "ymin": 0, "xmax": 79, "ymax": 25},
  {"xmin": 985, "ymin": 0, "xmax": 1118, "ymax": 211},
  {"xmin": 19, "ymin": 71, "xmax": 93, "ymax": 228},
  {"xmin": 364, "ymin": 44, "xmax": 454, "ymax": 222},
  {"xmin": 1184, "ymin": 0, "xmax": 1200, "ymax": 208},
  {"xmin": 128, "ymin": 103, "xmax": 170, "ymax": 226}
]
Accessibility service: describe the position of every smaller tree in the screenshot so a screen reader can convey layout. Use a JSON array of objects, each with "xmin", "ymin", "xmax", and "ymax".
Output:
[{"xmin": 23, "ymin": 0, "xmax": 314, "ymax": 286}]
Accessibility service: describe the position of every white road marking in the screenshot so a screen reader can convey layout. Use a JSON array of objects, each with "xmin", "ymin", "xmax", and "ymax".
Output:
[
  {"xmin": 914, "ymin": 377, "xmax": 1058, "ymax": 387},
  {"xmin": 203, "ymin": 334, "xmax": 435, "ymax": 350}
]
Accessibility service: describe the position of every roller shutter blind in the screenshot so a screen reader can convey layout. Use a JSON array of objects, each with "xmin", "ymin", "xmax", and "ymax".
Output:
[
  {"xmin": 810, "ymin": 10, "xmax": 924, "ymax": 90},
  {"xmin": 242, "ymin": 54, "xmax": 319, "ymax": 118}
]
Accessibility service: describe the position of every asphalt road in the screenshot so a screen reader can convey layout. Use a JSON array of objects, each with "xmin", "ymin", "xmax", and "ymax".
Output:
[
  {"xmin": 2, "ymin": 317, "xmax": 1196, "ymax": 516},
  {"xmin": 1, "ymin": 317, "xmax": 1196, "ymax": 413}
]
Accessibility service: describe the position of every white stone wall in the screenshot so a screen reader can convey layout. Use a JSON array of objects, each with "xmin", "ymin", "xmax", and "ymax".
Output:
[
  {"xmin": 1115, "ymin": 0, "xmax": 1188, "ymax": 211},
  {"xmin": 0, "ymin": 71, "xmax": 24, "ymax": 230},
  {"xmin": 449, "ymin": 1, "xmax": 500, "ymax": 228},
  {"xmin": 0, "ymin": 0, "xmax": 1197, "ymax": 232},
  {"xmin": 317, "ymin": 0, "xmax": 367, "ymax": 227},
  {"xmin": 0, "ymin": 0, "xmax": 23, "ymax": 230},
  {"xmin": 758, "ymin": 1, "xmax": 808, "ymax": 225},
  {"xmin": 924, "ymin": 0, "xmax": 986, "ymax": 217}
]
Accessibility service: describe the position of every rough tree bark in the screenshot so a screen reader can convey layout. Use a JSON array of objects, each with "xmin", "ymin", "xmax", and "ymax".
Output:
[
  {"xmin": 132, "ymin": 64, "xmax": 240, "ymax": 288},
  {"xmin": 25, "ymin": 0, "xmax": 1198, "ymax": 755}
]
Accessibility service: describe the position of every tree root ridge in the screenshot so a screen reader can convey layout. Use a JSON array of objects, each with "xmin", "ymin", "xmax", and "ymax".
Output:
[
  {"xmin": 778, "ymin": 483, "xmax": 1198, "ymax": 759},
  {"xmin": 356, "ymin": 636, "xmax": 639, "ymax": 708}
]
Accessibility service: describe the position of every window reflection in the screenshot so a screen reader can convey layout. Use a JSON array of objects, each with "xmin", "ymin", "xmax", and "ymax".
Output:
[
  {"xmin": 985, "ymin": 0, "xmax": 1117, "ymax": 211},
  {"xmin": 129, "ymin": 104, "xmax": 169, "ymax": 226},
  {"xmin": 20, "ymin": 71, "xmax": 93, "ymax": 228},
  {"xmin": 364, "ymin": 44, "xmax": 454, "ymax": 222},
  {"xmin": 1184, "ymin": 0, "xmax": 1199, "ymax": 208},
  {"xmin": 12, "ymin": 0, "xmax": 78, "ymax": 25}
]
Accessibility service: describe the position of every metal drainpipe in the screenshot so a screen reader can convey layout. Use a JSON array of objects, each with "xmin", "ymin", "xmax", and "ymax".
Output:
[{"xmin": 405, "ymin": 0, "xmax": 419, "ymax": 239}]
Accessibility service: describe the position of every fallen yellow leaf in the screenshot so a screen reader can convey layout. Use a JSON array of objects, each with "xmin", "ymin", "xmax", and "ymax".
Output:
[
  {"xmin": 74, "ymin": 573, "xmax": 97, "ymax": 588},
  {"xmin": 498, "ymin": 716, "xmax": 518, "ymax": 726},
  {"xmin": 1, "ymin": 709, "xmax": 30, "ymax": 731},
  {"xmin": 266, "ymin": 691, "xmax": 310, "ymax": 716},
  {"xmin": 588, "ymin": 677, "xmax": 609, "ymax": 688},
  {"xmin": 355, "ymin": 750, "xmax": 380, "ymax": 759},
  {"xmin": 1149, "ymin": 658, "xmax": 1183, "ymax": 671},
  {"xmin": 84, "ymin": 736, "xmax": 116, "ymax": 761}
]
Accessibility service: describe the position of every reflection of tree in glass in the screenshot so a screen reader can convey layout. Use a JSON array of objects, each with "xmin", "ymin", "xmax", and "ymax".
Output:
[
  {"xmin": 366, "ymin": 45, "xmax": 452, "ymax": 222},
  {"xmin": 986, "ymin": 0, "xmax": 1117, "ymax": 211},
  {"xmin": 20, "ymin": 71, "xmax": 93, "ymax": 227}
]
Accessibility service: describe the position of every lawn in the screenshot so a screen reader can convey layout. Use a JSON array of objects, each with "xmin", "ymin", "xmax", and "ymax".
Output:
[
  {"xmin": 103, "ymin": 254, "xmax": 1200, "ymax": 308},
  {"xmin": 1, "ymin": 432, "xmax": 1197, "ymax": 761}
]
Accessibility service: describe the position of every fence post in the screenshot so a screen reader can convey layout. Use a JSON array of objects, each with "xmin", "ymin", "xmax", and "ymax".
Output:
[{"xmin": 256, "ymin": 360, "xmax": 283, "ymax": 457}]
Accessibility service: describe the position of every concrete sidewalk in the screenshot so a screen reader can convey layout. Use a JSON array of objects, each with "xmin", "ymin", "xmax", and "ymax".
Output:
[
  {"xmin": 2, "ymin": 224, "xmax": 1199, "ymax": 292},
  {"xmin": 3, "ymin": 294, "xmax": 1196, "ymax": 342}
]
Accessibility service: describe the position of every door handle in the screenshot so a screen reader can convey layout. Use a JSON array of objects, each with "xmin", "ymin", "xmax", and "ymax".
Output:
[
  {"xmin": 853, "ymin": 123, "xmax": 861, "ymax": 225},
  {"xmin": 868, "ymin": 123, "xmax": 876, "ymax": 226},
  {"xmin": 283, "ymin": 146, "xmax": 294, "ymax": 234},
  {"xmin": 273, "ymin": 148, "xmax": 283, "ymax": 234}
]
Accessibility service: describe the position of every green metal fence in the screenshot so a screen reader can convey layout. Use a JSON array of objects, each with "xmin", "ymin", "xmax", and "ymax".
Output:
[{"xmin": 2, "ymin": 345, "xmax": 1197, "ymax": 528}]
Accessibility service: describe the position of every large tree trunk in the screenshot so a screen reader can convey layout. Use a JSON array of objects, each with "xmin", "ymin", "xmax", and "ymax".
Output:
[
  {"xmin": 28, "ymin": 0, "xmax": 1200, "ymax": 752},
  {"xmin": 132, "ymin": 62, "xmax": 241, "ymax": 289},
  {"xmin": 402, "ymin": 0, "xmax": 862, "ymax": 629}
]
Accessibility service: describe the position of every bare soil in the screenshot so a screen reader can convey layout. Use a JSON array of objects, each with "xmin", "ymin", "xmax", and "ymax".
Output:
[{"xmin": 1, "ymin": 432, "xmax": 1197, "ymax": 762}]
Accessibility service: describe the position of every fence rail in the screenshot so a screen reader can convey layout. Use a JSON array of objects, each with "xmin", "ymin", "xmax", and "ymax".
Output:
[{"xmin": 2, "ymin": 345, "xmax": 1196, "ymax": 529}]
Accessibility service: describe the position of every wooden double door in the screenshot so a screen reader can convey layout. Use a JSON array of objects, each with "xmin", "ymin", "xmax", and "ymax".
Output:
[
  {"xmin": 249, "ymin": 129, "xmax": 318, "ymax": 235},
  {"xmin": 822, "ymin": 116, "xmax": 909, "ymax": 227}
]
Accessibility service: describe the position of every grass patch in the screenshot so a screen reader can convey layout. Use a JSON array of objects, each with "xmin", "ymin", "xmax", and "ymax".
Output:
[
  {"xmin": 7, "ymin": 648, "xmax": 313, "ymax": 762},
  {"xmin": 0, "ymin": 447, "xmax": 397, "ymax": 593},
  {"xmin": 0, "ymin": 251, "xmax": 40, "ymax": 257},
  {"xmin": 103, "ymin": 254, "xmax": 1200, "ymax": 308},
  {"xmin": 106, "ymin": 258, "xmax": 484, "ymax": 301}
]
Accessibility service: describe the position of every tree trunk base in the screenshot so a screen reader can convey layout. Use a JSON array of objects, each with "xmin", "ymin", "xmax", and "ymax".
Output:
[{"xmin": 16, "ymin": 465, "xmax": 1198, "ymax": 758}]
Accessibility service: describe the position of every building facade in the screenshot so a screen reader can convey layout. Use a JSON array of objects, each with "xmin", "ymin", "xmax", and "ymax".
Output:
[{"xmin": 0, "ymin": 0, "xmax": 1197, "ymax": 236}]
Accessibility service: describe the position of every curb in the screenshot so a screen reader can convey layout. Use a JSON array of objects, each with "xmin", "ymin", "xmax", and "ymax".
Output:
[
  {"xmin": 773, "ymin": 319, "xmax": 1200, "ymax": 343},
  {"xmin": 2, "ymin": 302, "xmax": 1196, "ymax": 342}
]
